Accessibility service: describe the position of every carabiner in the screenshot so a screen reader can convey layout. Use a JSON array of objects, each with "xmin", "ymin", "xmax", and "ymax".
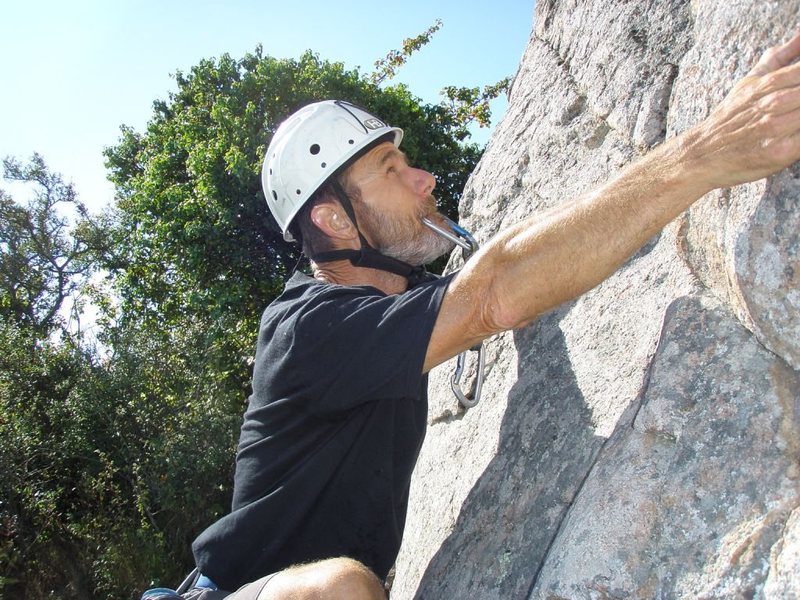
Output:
[
  {"xmin": 422, "ymin": 216, "xmax": 486, "ymax": 409},
  {"xmin": 450, "ymin": 342, "xmax": 486, "ymax": 408},
  {"xmin": 421, "ymin": 216, "xmax": 478, "ymax": 260}
]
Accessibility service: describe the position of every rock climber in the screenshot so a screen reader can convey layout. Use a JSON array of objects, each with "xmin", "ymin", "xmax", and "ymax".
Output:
[{"xmin": 144, "ymin": 31, "xmax": 800, "ymax": 600}]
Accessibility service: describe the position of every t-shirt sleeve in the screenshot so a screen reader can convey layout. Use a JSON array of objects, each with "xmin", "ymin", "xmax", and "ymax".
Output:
[{"xmin": 275, "ymin": 275, "xmax": 452, "ymax": 416}]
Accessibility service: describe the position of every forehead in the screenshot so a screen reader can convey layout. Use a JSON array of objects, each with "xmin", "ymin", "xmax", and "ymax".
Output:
[{"xmin": 352, "ymin": 141, "xmax": 405, "ymax": 171}]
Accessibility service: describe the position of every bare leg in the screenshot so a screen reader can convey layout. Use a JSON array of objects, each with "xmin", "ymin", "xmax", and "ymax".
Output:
[{"xmin": 225, "ymin": 558, "xmax": 386, "ymax": 600}]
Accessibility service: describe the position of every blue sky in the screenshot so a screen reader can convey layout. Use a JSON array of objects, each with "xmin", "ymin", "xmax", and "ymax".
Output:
[{"xmin": 1, "ymin": 0, "xmax": 534, "ymax": 213}]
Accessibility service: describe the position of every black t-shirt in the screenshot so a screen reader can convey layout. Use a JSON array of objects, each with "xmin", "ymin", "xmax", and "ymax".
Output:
[{"xmin": 192, "ymin": 271, "xmax": 452, "ymax": 590}]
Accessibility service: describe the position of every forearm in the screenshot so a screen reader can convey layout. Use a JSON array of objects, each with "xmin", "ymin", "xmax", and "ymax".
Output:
[
  {"xmin": 475, "ymin": 129, "xmax": 712, "ymax": 330},
  {"xmin": 426, "ymin": 31, "xmax": 800, "ymax": 372}
]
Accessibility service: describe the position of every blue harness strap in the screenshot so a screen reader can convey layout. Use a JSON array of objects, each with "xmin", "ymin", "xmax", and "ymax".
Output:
[
  {"xmin": 140, "ymin": 567, "xmax": 206, "ymax": 599},
  {"xmin": 140, "ymin": 588, "xmax": 182, "ymax": 600},
  {"xmin": 194, "ymin": 574, "xmax": 218, "ymax": 590},
  {"xmin": 175, "ymin": 567, "xmax": 200, "ymax": 594}
]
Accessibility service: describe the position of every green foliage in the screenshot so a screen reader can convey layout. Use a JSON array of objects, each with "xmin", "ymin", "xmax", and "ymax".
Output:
[
  {"xmin": 371, "ymin": 19, "xmax": 444, "ymax": 85},
  {"xmin": 1, "ymin": 20, "xmax": 510, "ymax": 599},
  {"xmin": 0, "ymin": 322, "xmax": 111, "ymax": 599},
  {"xmin": 0, "ymin": 317, "xmax": 240, "ymax": 599},
  {"xmin": 441, "ymin": 77, "xmax": 512, "ymax": 129},
  {"xmin": 0, "ymin": 160, "xmax": 238, "ymax": 598},
  {"xmin": 0, "ymin": 155, "xmax": 93, "ymax": 337},
  {"xmin": 101, "ymin": 47, "xmax": 484, "ymax": 393},
  {"xmin": 371, "ymin": 19, "xmax": 510, "ymax": 131}
]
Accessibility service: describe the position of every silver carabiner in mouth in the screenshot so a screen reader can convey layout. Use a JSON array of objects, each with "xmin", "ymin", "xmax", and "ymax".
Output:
[
  {"xmin": 422, "ymin": 215, "xmax": 486, "ymax": 409},
  {"xmin": 421, "ymin": 215, "xmax": 478, "ymax": 260}
]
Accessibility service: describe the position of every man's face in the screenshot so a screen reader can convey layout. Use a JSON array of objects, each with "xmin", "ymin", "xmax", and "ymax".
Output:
[{"xmin": 344, "ymin": 142, "xmax": 455, "ymax": 266}]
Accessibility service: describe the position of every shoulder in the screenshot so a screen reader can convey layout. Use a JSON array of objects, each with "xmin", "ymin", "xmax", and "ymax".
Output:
[
  {"xmin": 269, "ymin": 271, "xmax": 384, "ymax": 318},
  {"xmin": 263, "ymin": 271, "xmax": 453, "ymax": 340},
  {"xmin": 276, "ymin": 271, "xmax": 452, "ymax": 313}
]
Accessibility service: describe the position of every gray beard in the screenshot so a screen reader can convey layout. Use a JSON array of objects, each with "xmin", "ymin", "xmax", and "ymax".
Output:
[
  {"xmin": 378, "ymin": 227, "xmax": 455, "ymax": 266},
  {"xmin": 357, "ymin": 201, "xmax": 455, "ymax": 266}
]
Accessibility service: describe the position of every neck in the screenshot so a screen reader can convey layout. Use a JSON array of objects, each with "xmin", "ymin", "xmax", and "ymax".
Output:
[{"xmin": 312, "ymin": 260, "xmax": 409, "ymax": 295}]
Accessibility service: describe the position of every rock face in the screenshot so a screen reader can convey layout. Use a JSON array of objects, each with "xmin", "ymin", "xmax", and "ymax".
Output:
[{"xmin": 392, "ymin": 1, "xmax": 800, "ymax": 598}]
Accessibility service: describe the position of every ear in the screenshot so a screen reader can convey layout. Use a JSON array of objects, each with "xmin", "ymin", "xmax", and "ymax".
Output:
[{"xmin": 310, "ymin": 201, "xmax": 357, "ymax": 241}]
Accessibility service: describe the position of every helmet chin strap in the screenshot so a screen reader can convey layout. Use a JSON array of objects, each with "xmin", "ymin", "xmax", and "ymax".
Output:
[
  {"xmin": 309, "ymin": 179, "xmax": 428, "ymax": 285},
  {"xmin": 311, "ymin": 184, "xmax": 486, "ymax": 409},
  {"xmin": 309, "ymin": 180, "xmax": 484, "ymax": 289}
]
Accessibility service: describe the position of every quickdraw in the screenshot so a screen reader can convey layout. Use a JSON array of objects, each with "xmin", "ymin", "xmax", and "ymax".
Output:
[{"xmin": 422, "ymin": 216, "xmax": 486, "ymax": 409}]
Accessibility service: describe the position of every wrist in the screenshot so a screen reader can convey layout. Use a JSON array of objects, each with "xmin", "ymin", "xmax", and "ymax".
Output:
[{"xmin": 657, "ymin": 125, "xmax": 721, "ymax": 200}]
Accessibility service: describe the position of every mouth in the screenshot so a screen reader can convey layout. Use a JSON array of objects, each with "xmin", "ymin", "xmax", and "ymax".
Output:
[
  {"xmin": 419, "ymin": 195, "xmax": 446, "ymax": 221},
  {"xmin": 420, "ymin": 209, "xmax": 446, "ymax": 225}
]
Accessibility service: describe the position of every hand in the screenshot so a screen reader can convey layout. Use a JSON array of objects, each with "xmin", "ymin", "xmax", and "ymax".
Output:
[{"xmin": 687, "ymin": 31, "xmax": 800, "ymax": 189}]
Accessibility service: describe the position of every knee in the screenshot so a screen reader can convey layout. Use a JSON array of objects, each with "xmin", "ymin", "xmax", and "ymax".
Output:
[
  {"xmin": 312, "ymin": 558, "xmax": 385, "ymax": 599},
  {"xmin": 261, "ymin": 557, "xmax": 386, "ymax": 600}
]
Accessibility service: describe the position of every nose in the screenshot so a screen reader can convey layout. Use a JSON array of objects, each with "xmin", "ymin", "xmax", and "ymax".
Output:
[{"xmin": 407, "ymin": 166, "xmax": 436, "ymax": 196}]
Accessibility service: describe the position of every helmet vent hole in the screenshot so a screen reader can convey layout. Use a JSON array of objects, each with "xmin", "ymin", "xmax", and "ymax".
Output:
[
  {"xmin": 321, "ymin": 162, "xmax": 327, "ymax": 168},
  {"xmin": 271, "ymin": 190, "xmax": 277, "ymax": 201},
  {"xmin": 309, "ymin": 144, "xmax": 321, "ymax": 155},
  {"xmin": 296, "ymin": 189, "xmax": 301, "ymax": 195},
  {"xmin": 348, "ymin": 139, "xmax": 354, "ymax": 145}
]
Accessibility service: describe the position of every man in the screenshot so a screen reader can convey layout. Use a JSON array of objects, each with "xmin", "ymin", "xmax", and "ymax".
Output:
[{"xmin": 145, "ymin": 31, "xmax": 800, "ymax": 600}]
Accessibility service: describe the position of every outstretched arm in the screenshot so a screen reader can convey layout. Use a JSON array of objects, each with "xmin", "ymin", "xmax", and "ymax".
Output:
[{"xmin": 425, "ymin": 31, "xmax": 800, "ymax": 373}]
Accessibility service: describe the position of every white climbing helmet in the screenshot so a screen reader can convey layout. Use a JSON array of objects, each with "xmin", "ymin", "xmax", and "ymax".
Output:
[{"xmin": 262, "ymin": 100, "xmax": 403, "ymax": 242}]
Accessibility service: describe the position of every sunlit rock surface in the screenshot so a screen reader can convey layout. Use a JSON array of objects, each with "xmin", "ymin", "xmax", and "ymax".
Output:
[{"xmin": 393, "ymin": 1, "xmax": 800, "ymax": 598}]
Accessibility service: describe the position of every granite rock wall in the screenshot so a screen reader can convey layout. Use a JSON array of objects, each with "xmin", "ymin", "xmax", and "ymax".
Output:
[{"xmin": 393, "ymin": 1, "xmax": 800, "ymax": 598}]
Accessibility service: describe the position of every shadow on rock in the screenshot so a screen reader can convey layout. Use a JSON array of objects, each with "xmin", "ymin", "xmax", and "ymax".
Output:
[{"xmin": 412, "ymin": 302, "xmax": 623, "ymax": 599}]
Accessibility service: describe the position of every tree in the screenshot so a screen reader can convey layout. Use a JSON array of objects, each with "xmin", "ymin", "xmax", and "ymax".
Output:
[
  {"xmin": 441, "ymin": 77, "xmax": 512, "ymax": 129},
  {"xmin": 0, "ymin": 315, "xmax": 241, "ymax": 599},
  {"xmin": 0, "ymin": 155, "xmax": 94, "ymax": 338},
  {"xmin": 0, "ymin": 157, "xmax": 238, "ymax": 599},
  {"xmin": 101, "ymin": 47, "xmax": 484, "ymax": 398},
  {"xmin": 371, "ymin": 19, "xmax": 445, "ymax": 86},
  {"xmin": 371, "ymin": 19, "xmax": 510, "ymax": 129}
]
